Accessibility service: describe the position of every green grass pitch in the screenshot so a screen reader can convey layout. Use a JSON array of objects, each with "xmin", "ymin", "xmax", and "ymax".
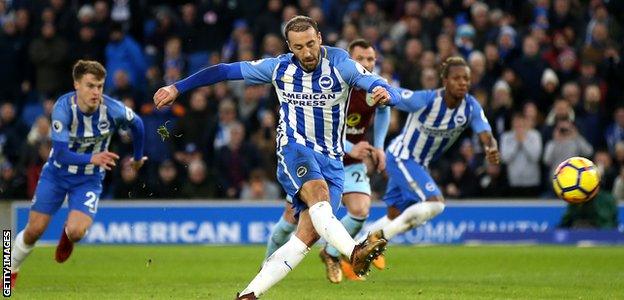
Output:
[{"xmin": 10, "ymin": 245, "xmax": 624, "ymax": 299}]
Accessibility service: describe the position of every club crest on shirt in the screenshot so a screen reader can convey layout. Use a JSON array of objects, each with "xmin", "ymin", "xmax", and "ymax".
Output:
[
  {"xmin": 319, "ymin": 75, "xmax": 334, "ymax": 89},
  {"xmin": 454, "ymin": 114, "xmax": 466, "ymax": 126},
  {"xmin": 98, "ymin": 120, "xmax": 110, "ymax": 131},
  {"xmin": 52, "ymin": 120, "xmax": 63, "ymax": 133}
]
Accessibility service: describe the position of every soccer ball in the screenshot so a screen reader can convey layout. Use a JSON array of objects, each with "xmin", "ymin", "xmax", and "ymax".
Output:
[{"xmin": 552, "ymin": 157, "xmax": 600, "ymax": 203}]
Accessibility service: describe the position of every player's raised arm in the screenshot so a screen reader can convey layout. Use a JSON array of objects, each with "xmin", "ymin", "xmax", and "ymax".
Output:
[
  {"xmin": 334, "ymin": 57, "xmax": 401, "ymax": 106},
  {"xmin": 371, "ymin": 105, "xmax": 390, "ymax": 172},
  {"xmin": 154, "ymin": 58, "xmax": 279, "ymax": 109},
  {"xmin": 388, "ymin": 88, "xmax": 435, "ymax": 112}
]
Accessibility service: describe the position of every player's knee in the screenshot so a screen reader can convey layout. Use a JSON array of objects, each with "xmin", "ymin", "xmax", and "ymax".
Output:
[
  {"xmin": 65, "ymin": 224, "xmax": 88, "ymax": 242},
  {"xmin": 349, "ymin": 206, "xmax": 369, "ymax": 219},
  {"xmin": 426, "ymin": 195, "xmax": 445, "ymax": 203},
  {"xmin": 300, "ymin": 180, "xmax": 330, "ymax": 205}
]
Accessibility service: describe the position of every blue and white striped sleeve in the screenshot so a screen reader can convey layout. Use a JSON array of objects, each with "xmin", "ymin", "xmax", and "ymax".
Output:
[
  {"xmin": 390, "ymin": 88, "xmax": 434, "ymax": 112},
  {"xmin": 239, "ymin": 58, "xmax": 281, "ymax": 85},
  {"xmin": 469, "ymin": 98, "xmax": 492, "ymax": 133}
]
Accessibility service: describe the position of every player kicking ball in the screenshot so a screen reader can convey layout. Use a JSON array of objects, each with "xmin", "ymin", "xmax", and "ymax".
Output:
[
  {"xmin": 10, "ymin": 60, "xmax": 147, "ymax": 288},
  {"xmin": 263, "ymin": 39, "xmax": 390, "ymax": 283},
  {"xmin": 352, "ymin": 56, "xmax": 500, "ymax": 270},
  {"xmin": 154, "ymin": 16, "xmax": 400, "ymax": 299}
]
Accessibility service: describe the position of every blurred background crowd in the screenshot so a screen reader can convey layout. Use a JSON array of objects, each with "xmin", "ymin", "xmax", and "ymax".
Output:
[{"xmin": 1, "ymin": 0, "xmax": 624, "ymax": 204}]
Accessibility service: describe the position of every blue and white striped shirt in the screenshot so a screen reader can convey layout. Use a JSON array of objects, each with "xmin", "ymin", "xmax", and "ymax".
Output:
[
  {"xmin": 50, "ymin": 92, "xmax": 139, "ymax": 175},
  {"xmin": 239, "ymin": 46, "xmax": 386, "ymax": 160},
  {"xmin": 388, "ymin": 88, "xmax": 492, "ymax": 166}
]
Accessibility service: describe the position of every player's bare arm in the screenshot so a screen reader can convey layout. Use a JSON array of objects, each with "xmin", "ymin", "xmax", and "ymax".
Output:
[{"xmin": 479, "ymin": 131, "xmax": 500, "ymax": 164}]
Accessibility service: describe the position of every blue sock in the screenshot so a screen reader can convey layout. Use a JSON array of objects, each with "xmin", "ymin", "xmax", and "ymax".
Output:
[
  {"xmin": 325, "ymin": 213, "xmax": 366, "ymax": 258},
  {"xmin": 265, "ymin": 216, "xmax": 297, "ymax": 259}
]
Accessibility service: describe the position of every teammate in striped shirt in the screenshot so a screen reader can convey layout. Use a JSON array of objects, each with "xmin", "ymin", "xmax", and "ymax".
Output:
[
  {"xmin": 262, "ymin": 38, "xmax": 391, "ymax": 284},
  {"xmin": 152, "ymin": 16, "xmax": 399, "ymax": 299},
  {"xmin": 361, "ymin": 56, "xmax": 500, "ymax": 255},
  {"xmin": 10, "ymin": 60, "xmax": 146, "ymax": 287}
]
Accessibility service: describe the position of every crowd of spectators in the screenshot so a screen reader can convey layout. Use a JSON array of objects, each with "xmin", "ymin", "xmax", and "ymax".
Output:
[{"xmin": 1, "ymin": 0, "xmax": 624, "ymax": 202}]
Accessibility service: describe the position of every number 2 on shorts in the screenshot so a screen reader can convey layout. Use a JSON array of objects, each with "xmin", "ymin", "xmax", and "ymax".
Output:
[{"xmin": 83, "ymin": 191, "xmax": 99, "ymax": 213}]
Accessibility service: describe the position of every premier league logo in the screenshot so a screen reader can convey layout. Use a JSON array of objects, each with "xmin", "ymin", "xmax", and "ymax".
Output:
[
  {"xmin": 52, "ymin": 120, "xmax": 63, "ymax": 133},
  {"xmin": 319, "ymin": 75, "xmax": 334, "ymax": 89}
]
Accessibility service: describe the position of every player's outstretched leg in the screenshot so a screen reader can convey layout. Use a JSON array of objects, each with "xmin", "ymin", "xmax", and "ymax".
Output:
[
  {"xmin": 56, "ymin": 210, "xmax": 93, "ymax": 263},
  {"xmin": 324, "ymin": 191, "xmax": 370, "ymax": 282},
  {"xmin": 303, "ymin": 180, "xmax": 386, "ymax": 276},
  {"xmin": 238, "ymin": 211, "xmax": 316, "ymax": 298},
  {"xmin": 264, "ymin": 203, "xmax": 297, "ymax": 260},
  {"xmin": 359, "ymin": 215, "xmax": 390, "ymax": 270},
  {"xmin": 379, "ymin": 199, "xmax": 445, "ymax": 240},
  {"xmin": 11, "ymin": 211, "xmax": 52, "ymax": 287}
]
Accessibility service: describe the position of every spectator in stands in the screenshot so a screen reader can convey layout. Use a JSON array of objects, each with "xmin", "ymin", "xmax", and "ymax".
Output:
[
  {"xmin": 0, "ymin": 103, "xmax": 28, "ymax": 165},
  {"xmin": 543, "ymin": 119, "xmax": 594, "ymax": 181},
  {"xmin": 113, "ymin": 157, "xmax": 148, "ymax": 199},
  {"xmin": 171, "ymin": 90, "xmax": 211, "ymax": 166},
  {"xmin": 542, "ymin": 98, "xmax": 575, "ymax": 142},
  {"xmin": 251, "ymin": 111, "xmax": 277, "ymax": 181},
  {"xmin": 182, "ymin": 158, "xmax": 215, "ymax": 199},
  {"xmin": 501, "ymin": 113, "xmax": 543, "ymax": 197},
  {"xmin": 488, "ymin": 80, "xmax": 513, "ymax": 141},
  {"xmin": 612, "ymin": 165, "xmax": 624, "ymax": 201},
  {"xmin": 605, "ymin": 106, "xmax": 624, "ymax": 156},
  {"xmin": 594, "ymin": 150, "xmax": 617, "ymax": 192},
  {"xmin": 207, "ymin": 98, "xmax": 238, "ymax": 153},
  {"xmin": 538, "ymin": 68, "xmax": 560, "ymax": 113},
  {"xmin": 0, "ymin": 161, "xmax": 26, "ymax": 199},
  {"xmin": 240, "ymin": 168, "xmax": 281, "ymax": 200},
  {"xmin": 578, "ymin": 84, "xmax": 605, "ymax": 149},
  {"xmin": 479, "ymin": 161, "xmax": 508, "ymax": 198},
  {"xmin": 152, "ymin": 160, "xmax": 182, "ymax": 199},
  {"xmin": 215, "ymin": 122, "xmax": 260, "ymax": 199},
  {"xmin": 105, "ymin": 22, "xmax": 146, "ymax": 92},
  {"xmin": 442, "ymin": 156, "xmax": 480, "ymax": 199},
  {"xmin": 29, "ymin": 22, "xmax": 68, "ymax": 98}
]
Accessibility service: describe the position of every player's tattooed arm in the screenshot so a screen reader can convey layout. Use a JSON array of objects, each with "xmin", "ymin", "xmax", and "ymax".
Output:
[{"xmin": 479, "ymin": 132, "xmax": 500, "ymax": 164}]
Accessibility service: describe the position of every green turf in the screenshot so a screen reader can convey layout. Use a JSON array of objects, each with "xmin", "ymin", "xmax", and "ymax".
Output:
[{"xmin": 10, "ymin": 245, "xmax": 624, "ymax": 299}]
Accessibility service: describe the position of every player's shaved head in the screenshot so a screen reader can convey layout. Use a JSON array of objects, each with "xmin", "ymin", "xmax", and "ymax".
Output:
[{"xmin": 73, "ymin": 60, "xmax": 106, "ymax": 81}]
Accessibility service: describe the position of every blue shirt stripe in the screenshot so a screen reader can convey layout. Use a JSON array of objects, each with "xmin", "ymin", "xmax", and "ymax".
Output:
[
  {"xmin": 313, "ymin": 107, "xmax": 327, "ymax": 154},
  {"xmin": 418, "ymin": 101, "xmax": 447, "ymax": 163}
]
